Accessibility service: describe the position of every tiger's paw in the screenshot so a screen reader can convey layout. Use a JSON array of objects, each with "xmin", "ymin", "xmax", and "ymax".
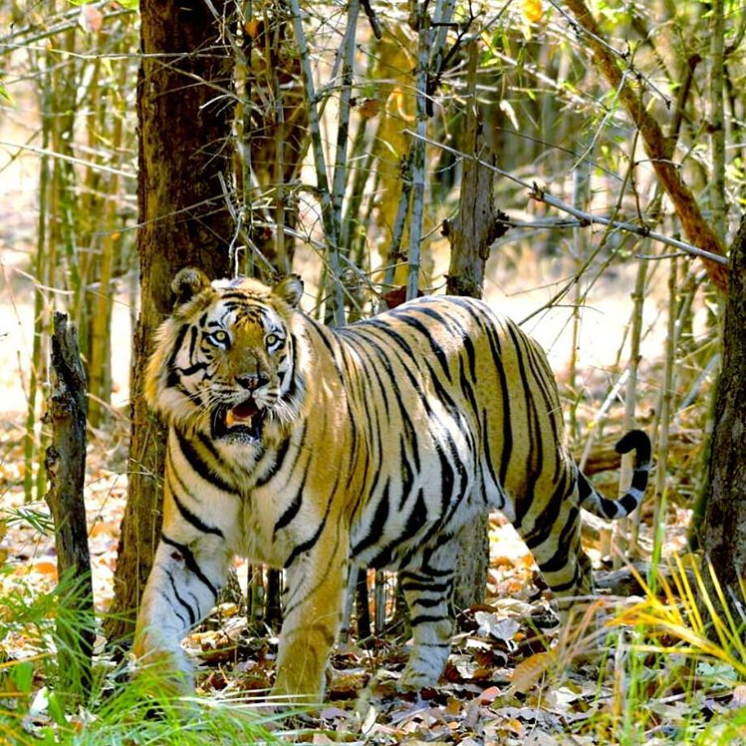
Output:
[
  {"xmin": 398, "ymin": 661, "xmax": 441, "ymax": 692},
  {"xmin": 131, "ymin": 645, "xmax": 195, "ymax": 699}
]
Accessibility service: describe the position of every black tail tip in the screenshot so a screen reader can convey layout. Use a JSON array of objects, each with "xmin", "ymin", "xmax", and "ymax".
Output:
[{"xmin": 615, "ymin": 429, "xmax": 652, "ymax": 464}]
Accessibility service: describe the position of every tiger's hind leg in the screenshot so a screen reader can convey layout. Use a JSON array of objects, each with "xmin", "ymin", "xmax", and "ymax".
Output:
[
  {"xmin": 518, "ymin": 489, "xmax": 595, "ymax": 626},
  {"xmin": 397, "ymin": 536, "xmax": 458, "ymax": 691}
]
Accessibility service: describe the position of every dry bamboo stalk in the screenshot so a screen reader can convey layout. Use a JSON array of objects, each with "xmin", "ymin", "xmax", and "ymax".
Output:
[
  {"xmin": 653, "ymin": 256, "xmax": 679, "ymax": 537},
  {"xmin": 88, "ymin": 46, "xmax": 128, "ymax": 427},
  {"xmin": 75, "ymin": 54, "xmax": 102, "ymax": 332},
  {"xmin": 383, "ymin": 152, "xmax": 413, "ymax": 290},
  {"xmin": 710, "ymin": 0, "xmax": 727, "ymax": 241},
  {"xmin": 405, "ymin": 1, "xmax": 433, "ymax": 301},
  {"xmin": 568, "ymin": 163, "xmax": 590, "ymax": 439},
  {"xmin": 618, "ymin": 241, "xmax": 649, "ymax": 560},
  {"xmin": 331, "ymin": 0, "xmax": 360, "ymax": 246},
  {"xmin": 24, "ymin": 65, "xmax": 52, "ymax": 503},
  {"xmin": 289, "ymin": 0, "xmax": 344, "ymax": 325}
]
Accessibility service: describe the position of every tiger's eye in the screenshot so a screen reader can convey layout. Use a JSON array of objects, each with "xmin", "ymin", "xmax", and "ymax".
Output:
[
  {"xmin": 266, "ymin": 333, "xmax": 280, "ymax": 347},
  {"xmin": 209, "ymin": 330, "xmax": 230, "ymax": 346}
]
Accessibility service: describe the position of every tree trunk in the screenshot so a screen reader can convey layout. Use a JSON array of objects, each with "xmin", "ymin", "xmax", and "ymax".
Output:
[
  {"xmin": 44, "ymin": 312, "xmax": 95, "ymax": 703},
  {"xmin": 105, "ymin": 0, "xmax": 235, "ymax": 644},
  {"xmin": 699, "ymin": 215, "xmax": 745, "ymax": 622},
  {"xmin": 444, "ymin": 43, "xmax": 505, "ymax": 611}
]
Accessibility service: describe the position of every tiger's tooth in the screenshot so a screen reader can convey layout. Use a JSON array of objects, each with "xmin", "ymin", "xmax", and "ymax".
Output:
[{"xmin": 226, "ymin": 410, "xmax": 237, "ymax": 427}]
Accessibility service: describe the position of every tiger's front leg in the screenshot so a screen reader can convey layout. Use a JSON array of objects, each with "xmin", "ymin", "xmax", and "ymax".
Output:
[
  {"xmin": 133, "ymin": 529, "xmax": 231, "ymax": 693},
  {"xmin": 271, "ymin": 538, "xmax": 349, "ymax": 703}
]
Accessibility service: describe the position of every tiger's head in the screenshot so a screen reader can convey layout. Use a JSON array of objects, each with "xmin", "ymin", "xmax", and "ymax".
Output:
[{"xmin": 145, "ymin": 268, "xmax": 306, "ymax": 448}]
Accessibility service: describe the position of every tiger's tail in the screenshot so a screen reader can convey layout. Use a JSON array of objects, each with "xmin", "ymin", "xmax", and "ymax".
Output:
[{"xmin": 578, "ymin": 429, "xmax": 652, "ymax": 519}]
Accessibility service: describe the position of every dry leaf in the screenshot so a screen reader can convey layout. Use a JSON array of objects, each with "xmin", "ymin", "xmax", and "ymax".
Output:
[
  {"xmin": 79, "ymin": 5, "xmax": 104, "ymax": 33},
  {"xmin": 475, "ymin": 611, "xmax": 520, "ymax": 641},
  {"xmin": 509, "ymin": 651, "xmax": 556, "ymax": 694},
  {"xmin": 523, "ymin": 0, "xmax": 543, "ymax": 23},
  {"xmin": 244, "ymin": 20, "xmax": 261, "ymax": 39},
  {"xmin": 33, "ymin": 560, "xmax": 58, "ymax": 579},
  {"xmin": 478, "ymin": 685, "xmax": 501, "ymax": 704},
  {"xmin": 732, "ymin": 684, "xmax": 746, "ymax": 708},
  {"xmin": 357, "ymin": 98, "xmax": 380, "ymax": 119}
]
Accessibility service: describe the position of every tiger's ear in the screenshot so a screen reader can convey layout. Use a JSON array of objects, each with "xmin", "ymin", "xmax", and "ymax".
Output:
[
  {"xmin": 171, "ymin": 267, "xmax": 211, "ymax": 306},
  {"xmin": 273, "ymin": 274, "xmax": 304, "ymax": 309}
]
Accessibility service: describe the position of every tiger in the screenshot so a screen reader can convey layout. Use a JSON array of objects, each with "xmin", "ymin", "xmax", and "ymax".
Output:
[{"xmin": 133, "ymin": 267, "xmax": 651, "ymax": 701}]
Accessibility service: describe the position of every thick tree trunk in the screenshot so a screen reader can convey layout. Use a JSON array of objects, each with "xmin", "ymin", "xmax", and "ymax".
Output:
[
  {"xmin": 105, "ymin": 0, "xmax": 235, "ymax": 644},
  {"xmin": 45, "ymin": 313, "xmax": 95, "ymax": 702},
  {"xmin": 444, "ymin": 43, "xmax": 505, "ymax": 611},
  {"xmin": 700, "ymin": 215, "xmax": 746, "ymax": 620}
]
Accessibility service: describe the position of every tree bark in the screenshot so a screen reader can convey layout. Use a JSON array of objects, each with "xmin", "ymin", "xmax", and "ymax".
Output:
[
  {"xmin": 45, "ymin": 312, "xmax": 95, "ymax": 702},
  {"xmin": 105, "ymin": 0, "xmax": 235, "ymax": 644},
  {"xmin": 699, "ymin": 214, "xmax": 746, "ymax": 621},
  {"xmin": 444, "ymin": 43, "xmax": 506, "ymax": 611}
]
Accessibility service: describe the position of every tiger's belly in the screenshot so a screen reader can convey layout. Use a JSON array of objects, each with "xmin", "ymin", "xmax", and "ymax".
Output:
[{"xmin": 347, "ymin": 436, "xmax": 486, "ymax": 570}]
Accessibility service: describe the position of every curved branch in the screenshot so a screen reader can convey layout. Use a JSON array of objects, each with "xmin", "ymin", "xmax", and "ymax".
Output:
[{"xmin": 561, "ymin": 0, "xmax": 729, "ymax": 293}]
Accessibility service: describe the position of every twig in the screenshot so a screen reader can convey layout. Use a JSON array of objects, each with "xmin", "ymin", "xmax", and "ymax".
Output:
[
  {"xmin": 360, "ymin": 0, "xmax": 383, "ymax": 39},
  {"xmin": 0, "ymin": 140, "xmax": 136, "ymax": 180},
  {"xmin": 710, "ymin": 0, "xmax": 727, "ymax": 240}
]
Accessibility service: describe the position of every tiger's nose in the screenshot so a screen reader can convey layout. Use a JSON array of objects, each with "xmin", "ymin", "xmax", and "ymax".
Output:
[{"xmin": 236, "ymin": 372, "xmax": 269, "ymax": 390}]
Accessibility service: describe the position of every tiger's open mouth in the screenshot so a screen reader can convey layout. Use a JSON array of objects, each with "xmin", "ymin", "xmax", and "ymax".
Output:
[{"xmin": 214, "ymin": 398, "xmax": 265, "ymax": 441}]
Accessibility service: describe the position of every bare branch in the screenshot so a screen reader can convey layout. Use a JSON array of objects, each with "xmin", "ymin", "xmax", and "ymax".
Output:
[{"xmin": 406, "ymin": 130, "xmax": 729, "ymax": 268}]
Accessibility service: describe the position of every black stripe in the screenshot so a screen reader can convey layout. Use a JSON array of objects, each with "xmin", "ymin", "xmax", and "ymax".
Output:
[
  {"xmin": 166, "ymin": 325, "xmax": 190, "ymax": 388},
  {"xmin": 482, "ymin": 317, "xmax": 513, "ymax": 486},
  {"xmin": 577, "ymin": 470, "xmax": 594, "ymax": 501},
  {"xmin": 400, "ymin": 579, "xmax": 452, "ymax": 594},
  {"xmin": 398, "ymin": 441, "xmax": 417, "ymax": 511},
  {"xmin": 167, "ymin": 570, "xmax": 197, "ymax": 625},
  {"xmin": 547, "ymin": 563, "xmax": 583, "ymax": 593},
  {"xmin": 175, "ymin": 428, "xmax": 238, "ymax": 495},
  {"xmin": 255, "ymin": 431, "xmax": 294, "ymax": 488},
  {"xmin": 387, "ymin": 312, "xmax": 452, "ymax": 382},
  {"xmin": 273, "ymin": 471, "xmax": 306, "ymax": 535},
  {"xmin": 283, "ymin": 514, "xmax": 328, "ymax": 569},
  {"xmin": 534, "ymin": 506, "xmax": 580, "ymax": 573},
  {"xmin": 523, "ymin": 469, "xmax": 572, "ymax": 549},
  {"xmin": 170, "ymin": 489, "xmax": 224, "ymax": 538},
  {"xmin": 161, "ymin": 534, "xmax": 218, "ymax": 599},
  {"xmin": 411, "ymin": 596, "xmax": 446, "ymax": 608},
  {"xmin": 352, "ymin": 481, "xmax": 390, "ymax": 557},
  {"xmin": 409, "ymin": 613, "xmax": 447, "ymax": 626},
  {"xmin": 631, "ymin": 468, "xmax": 649, "ymax": 492},
  {"xmin": 158, "ymin": 589, "xmax": 189, "ymax": 628}
]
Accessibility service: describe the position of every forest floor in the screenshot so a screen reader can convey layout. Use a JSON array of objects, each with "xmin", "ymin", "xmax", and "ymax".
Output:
[
  {"xmin": 1, "ymin": 264, "xmax": 745, "ymax": 744},
  {"xmin": 3, "ymin": 422, "xmax": 743, "ymax": 745}
]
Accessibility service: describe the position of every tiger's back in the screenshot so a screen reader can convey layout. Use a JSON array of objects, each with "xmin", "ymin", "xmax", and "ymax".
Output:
[
  {"xmin": 325, "ymin": 295, "xmax": 564, "ymax": 565},
  {"xmin": 133, "ymin": 269, "xmax": 651, "ymax": 700}
]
